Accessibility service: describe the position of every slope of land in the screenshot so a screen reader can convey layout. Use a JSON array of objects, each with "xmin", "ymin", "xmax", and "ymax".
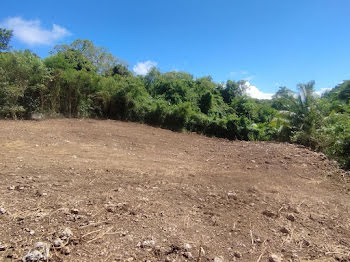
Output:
[{"xmin": 0, "ymin": 119, "xmax": 349, "ymax": 262}]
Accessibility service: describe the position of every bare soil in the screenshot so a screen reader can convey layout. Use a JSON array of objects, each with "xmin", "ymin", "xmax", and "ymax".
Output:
[{"xmin": 0, "ymin": 119, "xmax": 349, "ymax": 262}]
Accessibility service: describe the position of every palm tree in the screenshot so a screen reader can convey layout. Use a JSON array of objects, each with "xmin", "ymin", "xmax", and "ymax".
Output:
[{"xmin": 271, "ymin": 81, "xmax": 320, "ymax": 147}]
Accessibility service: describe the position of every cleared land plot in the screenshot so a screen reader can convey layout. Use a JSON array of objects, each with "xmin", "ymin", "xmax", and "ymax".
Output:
[{"xmin": 0, "ymin": 119, "xmax": 349, "ymax": 262}]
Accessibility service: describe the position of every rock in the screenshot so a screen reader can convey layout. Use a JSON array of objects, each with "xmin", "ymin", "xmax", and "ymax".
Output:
[
  {"xmin": 22, "ymin": 242, "xmax": 50, "ymax": 262},
  {"xmin": 30, "ymin": 113, "xmax": 44, "ymax": 121},
  {"xmin": 16, "ymin": 185, "xmax": 25, "ymax": 191},
  {"xmin": 183, "ymin": 251, "xmax": 193, "ymax": 259},
  {"xmin": 53, "ymin": 238, "xmax": 63, "ymax": 248},
  {"xmin": 61, "ymin": 246, "xmax": 70, "ymax": 255},
  {"xmin": 22, "ymin": 250, "xmax": 43, "ymax": 261},
  {"xmin": 140, "ymin": 239, "xmax": 155, "ymax": 248},
  {"xmin": 255, "ymin": 237, "xmax": 263, "ymax": 244},
  {"xmin": 247, "ymin": 187, "xmax": 258, "ymax": 193},
  {"xmin": 286, "ymin": 214, "xmax": 295, "ymax": 222},
  {"xmin": 59, "ymin": 228, "xmax": 73, "ymax": 241},
  {"xmin": 280, "ymin": 227, "xmax": 289, "ymax": 234},
  {"xmin": 8, "ymin": 186, "xmax": 15, "ymax": 190},
  {"xmin": 33, "ymin": 242, "xmax": 50, "ymax": 253},
  {"xmin": 214, "ymin": 256, "xmax": 224, "ymax": 262},
  {"xmin": 106, "ymin": 206, "xmax": 115, "ymax": 213},
  {"xmin": 233, "ymin": 251, "xmax": 242, "ymax": 258},
  {"xmin": 35, "ymin": 190, "xmax": 47, "ymax": 197},
  {"xmin": 268, "ymin": 254, "xmax": 283, "ymax": 262},
  {"xmin": 120, "ymin": 231, "xmax": 127, "ymax": 237},
  {"xmin": 0, "ymin": 243, "xmax": 7, "ymax": 251},
  {"xmin": 302, "ymin": 239, "xmax": 310, "ymax": 247},
  {"xmin": 70, "ymin": 209, "xmax": 79, "ymax": 215},
  {"xmin": 153, "ymin": 245, "xmax": 162, "ymax": 256},
  {"xmin": 24, "ymin": 228, "xmax": 35, "ymax": 235},
  {"xmin": 262, "ymin": 210, "xmax": 276, "ymax": 218},
  {"xmin": 0, "ymin": 207, "xmax": 6, "ymax": 214},
  {"xmin": 227, "ymin": 192, "xmax": 238, "ymax": 200},
  {"xmin": 184, "ymin": 243, "xmax": 192, "ymax": 251}
]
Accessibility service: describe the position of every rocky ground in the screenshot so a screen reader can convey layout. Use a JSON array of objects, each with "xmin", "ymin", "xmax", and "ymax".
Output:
[{"xmin": 0, "ymin": 119, "xmax": 349, "ymax": 262}]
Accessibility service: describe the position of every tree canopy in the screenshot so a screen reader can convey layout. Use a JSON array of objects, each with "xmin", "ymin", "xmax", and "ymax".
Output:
[
  {"xmin": 1, "ymin": 33, "xmax": 350, "ymax": 169},
  {"xmin": 0, "ymin": 28, "xmax": 13, "ymax": 51}
]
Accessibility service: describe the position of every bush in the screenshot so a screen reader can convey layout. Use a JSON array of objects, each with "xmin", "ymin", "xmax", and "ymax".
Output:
[
  {"xmin": 163, "ymin": 103, "xmax": 192, "ymax": 131},
  {"xmin": 205, "ymin": 118, "xmax": 228, "ymax": 138},
  {"xmin": 186, "ymin": 113, "xmax": 210, "ymax": 134},
  {"xmin": 144, "ymin": 100, "xmax": 169, "ymax": 126},
  {"xmin": 315, "ymin": 112, "xmax": 350, "ymax": 168}
]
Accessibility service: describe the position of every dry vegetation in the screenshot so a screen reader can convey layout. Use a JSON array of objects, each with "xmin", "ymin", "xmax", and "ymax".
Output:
[{"xmin": 0, "ymin": 119, "xmax": 349, "ymax": 262}]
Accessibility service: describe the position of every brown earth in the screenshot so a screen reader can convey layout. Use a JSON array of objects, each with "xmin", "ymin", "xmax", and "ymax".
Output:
[{"xmin": 0, "ymin": 119, "xmax": 349, "ymax": 262}]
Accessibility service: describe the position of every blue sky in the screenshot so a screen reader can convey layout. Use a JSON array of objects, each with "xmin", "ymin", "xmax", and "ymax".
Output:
[{"xmin": 2, "ymin": 0, "xmax": 350, "ymax": 98}]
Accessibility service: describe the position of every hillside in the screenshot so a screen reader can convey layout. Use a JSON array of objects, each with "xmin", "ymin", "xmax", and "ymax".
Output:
[{"xmin": 0, "ymin": 119, "xmax": 349, "ymax": 262}]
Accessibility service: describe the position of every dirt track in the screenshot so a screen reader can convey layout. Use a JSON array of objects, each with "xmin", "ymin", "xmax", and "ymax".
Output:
[{"xmin": 0, "ymin": 119, "xmax": 349, "ymax": 262}]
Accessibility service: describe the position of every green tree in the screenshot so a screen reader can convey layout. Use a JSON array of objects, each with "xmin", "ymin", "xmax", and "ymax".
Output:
[
  {"xmin": 315, "ymin": 112, "xmax": 350, "ymax": 168},
  {"xmin": 52, "ymin": 39, "xmax": 120, "ymax": 74},
  {"xmin": 271, "ymin": 86, "xmax": 296, "ymax": 110},
  {"xmin": 199, "ymin": 92, "xmax": 213, "ymax": 114},
  {"xmin": 109, "ymin": 64, "xmax": 131, "ymax": 77},
  {"xmin": 272, "ymin": 81, "xmax": 320, "ymax": 147},
  {"xmin": 220, "ymin": 80, "xmax": 243, "ymax": 104},
  {"xmin": 45, "ymin": 49, "xmax": 95, "ymax": 72},
  {"xmin": 0, "ymin": 50, "xmax": 49, "ymax": 118},
  {"xmin": 0, "ymin": 28, "xmax": 13, "ymax": 51},
  {"xmin": 338, "ymin": 81, "xmax": 350, "ymax": 103}
]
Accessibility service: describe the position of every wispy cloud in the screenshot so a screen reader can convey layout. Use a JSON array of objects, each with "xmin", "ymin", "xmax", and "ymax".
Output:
[
  {"xmin": 243, "ymin": 81, "xmax": 274, "ymax": 100},
  {"xmin": 229, "ymin": 70, "xmax": 254, "ymax": 81},
  {"xmin": 243, "ymin": 75, "xmax": 255, "ymax": 81},
  {"xmin": 133, "ymin": 60, "xmax": 157, "ymax": 75},
  {"xmin": 1, "ymin": 17, "xmax": 71, "ymax": 45}
]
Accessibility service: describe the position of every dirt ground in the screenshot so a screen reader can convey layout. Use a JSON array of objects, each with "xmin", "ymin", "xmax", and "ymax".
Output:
[{"xmin": 0, "ymin": 119, "xmax": 349, "ymax": 262}]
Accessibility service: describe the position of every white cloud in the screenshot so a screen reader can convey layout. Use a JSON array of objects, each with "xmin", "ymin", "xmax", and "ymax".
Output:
[
  {"xmin": 229, "ymin": 70, "xmax": 248, "ymax": 77},
  {"xmin": 1, "ymin": 17, "xmax": 71, "ymax": 45},
  {"xmin": 243, "ymin": 75, "xmax": 255, "ymax": 81},
  {"xmin": 133, "ymin": 60, "xmax": 157, "ymax": 75},
  {"xmin": 315, "ymin": 87, "xmax": 332, "ymax": 96},
  {"xmin": 229, "ymin": 70, "xmax": 254, "ymax": 81},
  {"xmin": 242, "ymin": 81, "xmax": 274, "ymax": 100}
]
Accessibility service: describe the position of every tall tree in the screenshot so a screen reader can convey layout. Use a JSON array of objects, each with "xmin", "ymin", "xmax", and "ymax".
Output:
[
  {"xmin": 0, "ymin": 28, "xmax": 13, "ymax": 51},
  {"xmin": 272, "ymin": 86, "xmax": 296, "ymax": 110},
  {"xmin": 220, "ymin": 80, "xmax": 245, "ymax": 104},
  {"xmin": 338, "ymin": 81, "xmax": 350, "ymax": 103},
  {"xmin": 0, "ymin": 50, "xmax": 49, "ymax": 119},
  {"xmin": 52, "ymin": 39, "xmax": 121, "ymax": 74}
]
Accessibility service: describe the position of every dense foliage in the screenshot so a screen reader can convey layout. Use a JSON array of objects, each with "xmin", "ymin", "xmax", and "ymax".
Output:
[
  {"xmin": 0, "ymin": 28, "xmax": 13, "ymax": 51},
  {"xmin": 1, "ymin": 32, "xmax": 349, "ymax": 169}
]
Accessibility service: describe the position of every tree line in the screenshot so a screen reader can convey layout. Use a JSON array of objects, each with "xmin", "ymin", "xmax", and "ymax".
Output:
[{"xmin": 1, "ymin": 28, "xmax": 349, "ymax": 169}]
